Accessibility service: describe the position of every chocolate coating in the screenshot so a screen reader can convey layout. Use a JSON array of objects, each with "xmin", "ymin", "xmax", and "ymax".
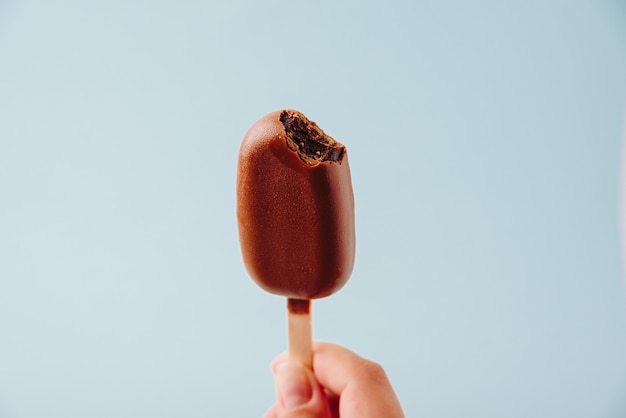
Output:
[{"xmin": 237, "ymin": 110, "xmax": 355, "ymax": 299}]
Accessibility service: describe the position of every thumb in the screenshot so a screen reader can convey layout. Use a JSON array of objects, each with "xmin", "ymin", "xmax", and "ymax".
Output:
[{"xmin": 272, "ymin": 360, "xmax": 331, "ymax": 418}]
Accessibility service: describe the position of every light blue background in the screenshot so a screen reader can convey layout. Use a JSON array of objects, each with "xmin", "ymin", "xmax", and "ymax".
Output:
[{"xmin": 1, "ymin": 1, "xmax": 626, "ymax": 417}]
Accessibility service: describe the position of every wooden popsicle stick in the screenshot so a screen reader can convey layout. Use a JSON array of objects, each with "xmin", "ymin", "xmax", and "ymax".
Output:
[{"xmin": 287, "ymin": 298, "xmax": 312, "ymax": 369}]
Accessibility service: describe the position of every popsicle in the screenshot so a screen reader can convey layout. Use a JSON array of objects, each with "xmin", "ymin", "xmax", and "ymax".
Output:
[{"xmin": 237, "ymin": 109, "xmax": 355, "ymax": 367}]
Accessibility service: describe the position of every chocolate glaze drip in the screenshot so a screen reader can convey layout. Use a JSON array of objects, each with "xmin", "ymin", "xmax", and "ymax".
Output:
[{"xmin": 288, "ymin": 298, "xmax": 311, "ymax": 315}]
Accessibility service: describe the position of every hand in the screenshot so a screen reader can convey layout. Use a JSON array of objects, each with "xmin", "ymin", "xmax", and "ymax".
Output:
[{"xmin": 264, "ymin": 342, "xmax": 405, "ymax": 418}]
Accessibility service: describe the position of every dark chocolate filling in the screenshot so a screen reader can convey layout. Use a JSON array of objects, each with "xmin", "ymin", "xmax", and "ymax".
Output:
[{"xmin": 280, "ymin": 110, "xmax": 345, "ymax": 166}]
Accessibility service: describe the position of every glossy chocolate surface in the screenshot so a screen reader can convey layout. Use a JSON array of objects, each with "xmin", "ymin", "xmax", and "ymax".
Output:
[{"xmin": 237, "ymin": 110, "xmax": 355, "ymax": 299}]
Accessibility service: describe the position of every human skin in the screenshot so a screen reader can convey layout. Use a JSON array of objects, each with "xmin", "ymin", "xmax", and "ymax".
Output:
[{"xmin": 264, "ymin": 342, "xmax": 405, "ymax": 418}]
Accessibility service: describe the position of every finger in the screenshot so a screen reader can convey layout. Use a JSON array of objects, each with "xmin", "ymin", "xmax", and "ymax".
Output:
[
  {"xmin": 312, "ymin": 342, "xmax": 405, "ymax": 418},
  {"xmin": 263, "ymin": 405, "xmax": 278, "ymax": 418},
  {"xmin": 272, "ymin": 360, "xmax": 332, "ymax": 418},
  {"xmin": 270, "ymin": 352, "xmax": 289, "ymax": 373}
]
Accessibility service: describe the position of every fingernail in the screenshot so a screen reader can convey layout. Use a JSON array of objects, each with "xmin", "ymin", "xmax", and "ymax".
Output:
[{"xmin": 275, "ymin": 361, "xmax": 313, "ymax": 410}]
